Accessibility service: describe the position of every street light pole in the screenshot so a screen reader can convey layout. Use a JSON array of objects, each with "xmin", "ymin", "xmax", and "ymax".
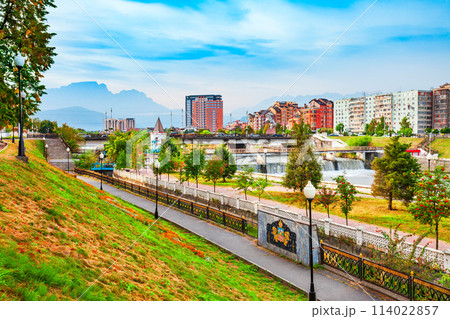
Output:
[
  {"xmin": 99, "ymin": 153, "xmax": 104, "ymax": 191},
  {"xmin": 304, "ymin": 180, "xmax": 317, "ymax": 301},
  {"xmin": 155, "ymin": 160, "xmax": 160, "ymax": 219},
  {"xmin": 45, "ymin": 144, "xmax": 48, "ymax": 161},
  {"xmin": 66, "ymin": 147, "xmax": 70, "ymax": 173},
  {"xmin": 14, "ymin": 53, "xmax": 26, "ymax": 159}
]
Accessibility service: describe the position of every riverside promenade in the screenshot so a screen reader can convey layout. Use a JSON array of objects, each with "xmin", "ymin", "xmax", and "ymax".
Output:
[{"xmin": 79, "ymin": 175, "xmax": 386, "ymax": 301}]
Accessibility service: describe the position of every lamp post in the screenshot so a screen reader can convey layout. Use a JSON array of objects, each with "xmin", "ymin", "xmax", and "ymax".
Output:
[
  {"xmin": 66, "ymin": 147, "xmax": 70, "ymax": 173},
  {"xmin": 99, "ymin": 153, "xmax": 104, "ymax": 191},
  {"xmin": 179, "ymin": 144, "xmax": 184, "ymax": 184},
  {"xmin": 264, "ymin": 148, "xmax": 268, "ymax": 181},
  {"xmin": 426, "ymin": 152, "xmax": 433, "ymax": 171},
  {"xmin": 14, "ymin": 52, "xmax": 26, "ymax": 159},
  {"xmin": 154, "ymin": 160, "xmax": 160, "ymax": 219},
  {"xmin": 45, "ymin": 144, "xmax": 48, "ymax": 161},
  {"xmin": 303, "ymin": 180, "xmax": 317, "ymax": 301}
]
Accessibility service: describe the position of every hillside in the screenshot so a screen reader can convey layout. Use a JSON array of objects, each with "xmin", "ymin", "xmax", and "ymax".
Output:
[{"xmin": 0, "ymin": 140, "xmax": 305, "ymax": 301}]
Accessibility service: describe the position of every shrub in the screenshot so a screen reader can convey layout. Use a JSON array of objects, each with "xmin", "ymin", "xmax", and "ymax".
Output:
[{"xmin": 347, "ymin": 136, "xmax": 372, "ymax": 146}]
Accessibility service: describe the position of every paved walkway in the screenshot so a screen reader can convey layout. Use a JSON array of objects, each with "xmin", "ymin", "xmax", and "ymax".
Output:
[
  {"xmin": 79, "ymin": 175, "xmax": 385, "ymax": 301},
  {"xmin": 146, "ymin": 172, "xmax": 450, "ymax": 251},
  {"xmin": 44, "ymin": 138, "xmax": 74, "ymax": 172}
]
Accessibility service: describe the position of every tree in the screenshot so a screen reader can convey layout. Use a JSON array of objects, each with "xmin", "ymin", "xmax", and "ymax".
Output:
[
  {"xmin": 234, "ymin": 167, "xmax": 255, "ymax": 200},
  {"xmin": 282, "ymin": 118, "xmax": 322, "ymax": 192},
  {"xmin": 376, "ymin": 116, "xmax": 388, "ymax": 136},
  {"xmin": 0, "ymin": 0, "xmax": 57, "ymax": 127},
  {"xmin": 334, "ymin": 175, "xmax": 357, "ymax": 226},
  {"xmin": 399, "ymin": 117, "xmax": 413, "ymax": 137},
  {"xmin": 371, "ymin": 136, "xmax": 421, "ymax": 210},
  {"xmin": 214, "ymin": 144, "xmax": 237, "ymax": 182},
  {"xmin": 336, "ymin": 123, "xmax": 344, "ymax": 134},
  {"xmin": 317, "ymin": 186, "xmax": 338, "ymax": 218},
  {"xmin": 408, "ymin": 166, "xmax": 450, "ymax": 250},
  {"xmin": 74, "ymin": 150, "xmax": 97, "ymax": 170},
  {"xmin": 252, "ymin": 178, "xmax": 271, "ymax": 201},
  {"xmin": 158, "ymin": 138, "xmax": 180, "ymax": 181},
  {"xmin": 184, "ymin": 147, "xmax": 205, "ymax": 187},
  {"xmin": 38, "ymin": 119, "xmax": 57, "ymax": 133},
  {"xmin": 203, "ymin": 157, "xmax": 225, "ymax": 192}
]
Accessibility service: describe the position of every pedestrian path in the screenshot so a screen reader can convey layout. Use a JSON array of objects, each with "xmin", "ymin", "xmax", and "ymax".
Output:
[
  {"xmin": 44, "ymin": 138, "xmax": 74, "ymax": 172},
  {"xmin": 79, "ymin": 175, "xmax": 385, "ymax": 301}
]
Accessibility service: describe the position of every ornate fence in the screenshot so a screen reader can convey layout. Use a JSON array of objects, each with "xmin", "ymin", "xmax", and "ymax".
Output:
[
  {"xmin": 113, "ymin": 169, "xmax": 449, "ymax": 270},
  {"xmin": 322, "ymin": 244, "xmax": 450, "ymax": 301},
  {"xmin": 75, "ymin": 168, "xmax": 250, "ymax": 235}
]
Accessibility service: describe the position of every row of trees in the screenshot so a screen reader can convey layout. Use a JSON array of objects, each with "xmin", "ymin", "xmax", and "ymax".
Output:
[{"xmin": 0, "ymin": 1, "xmax": 56, "ymax": 135}]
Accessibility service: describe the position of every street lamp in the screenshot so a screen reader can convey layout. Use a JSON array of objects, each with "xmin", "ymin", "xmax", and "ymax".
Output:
[
  {"xmin": 14, "ymin": 52, "xmax": 26, "ymax": 159},
  {"xmin": 66, "ymin": 147, "xmax": 70, "ymax": 173},
  {"xmin": 303, "ymin": 180, "xmax": 317, "ymax": 301},
  {"xmin": 426, "ymin": 152, "xmax": 433, "ymax": 171},
  {"xmin": 154, "ymin": 160, "xmax": 160, "ymax": 219},
  {"xmin": 99, "ymin": 153, "xmax": 104, "ymax": 191},
  {"xmin": 45, "ymin": 144, "xmax": 48, "ymax": 161},
  {"xmin": 264, "ymin": 148, "xmax": 268, "ymax": 181},
  {"xmin": 179, "ymin": 144, "xmax": 184, "ymax": 184}
]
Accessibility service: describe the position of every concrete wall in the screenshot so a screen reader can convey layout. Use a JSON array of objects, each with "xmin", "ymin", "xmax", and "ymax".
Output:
[{"xmin": 258, "ymin": 210, "xmax": 320, "ymax": 266}]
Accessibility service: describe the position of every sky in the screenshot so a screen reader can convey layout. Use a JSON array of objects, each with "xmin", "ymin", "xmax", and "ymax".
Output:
[{"xmin": 44, "ymin": 0, "xmax": 450, "ymax": 113}]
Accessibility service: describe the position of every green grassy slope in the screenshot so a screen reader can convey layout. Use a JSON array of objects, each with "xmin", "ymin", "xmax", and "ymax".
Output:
[{"xmin": 0, "ymin": 140, "xmax": 305, "ymax": 301}]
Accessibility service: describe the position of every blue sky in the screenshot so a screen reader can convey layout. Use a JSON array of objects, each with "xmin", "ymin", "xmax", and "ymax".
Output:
[{"xmin": 44, "ymin": 0, "xmax": 450, "ymax": 112}]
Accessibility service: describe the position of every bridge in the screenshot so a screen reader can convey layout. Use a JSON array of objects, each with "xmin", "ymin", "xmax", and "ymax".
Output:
[{"xmin": 91, "ymin": 163, "xmax": 115, "ymax": 172}]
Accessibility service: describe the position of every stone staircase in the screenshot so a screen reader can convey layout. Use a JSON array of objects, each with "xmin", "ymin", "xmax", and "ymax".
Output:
[{"xmin": 45, "ymin": 138, "xmax": 75, "ymax": 172}]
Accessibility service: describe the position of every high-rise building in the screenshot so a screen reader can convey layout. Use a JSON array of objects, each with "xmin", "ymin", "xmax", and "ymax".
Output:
[
  {"xmin": 334, "ymin": 99, "xmax": 351, "ymax": 132},
  {"xmin": 432, "ymin": 83, "xmax": 450, "ymax": 130},
  {"xmin": 301, "ymin": 98, "xmax": 334, "ymax": 131},
  {"xmin": 392, "ymin": 90, "xmax": 432, "ymax": 135},
  {"xmin": 268, "ymin": 101, "xmax": 299, "ymax": 127},
  {"xmin": 105, "ymin": 118, "xmax": 135, "ymax": 132},
  {"xmin": 185, "ymin": 95, "xmax": 223, "ymax": 132},
  {"xmin": 349, "ymin": 97, "xmax": 365, "ymax": 133}
]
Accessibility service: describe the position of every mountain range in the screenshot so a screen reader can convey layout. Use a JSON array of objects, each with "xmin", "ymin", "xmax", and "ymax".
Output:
[
  {"xmin": 36, "ymin": 82, "xmax": 182, "ymax": 131},
  {"xmin": 35, "ymin": 81, "xmax": 364, "ymax": 131}
]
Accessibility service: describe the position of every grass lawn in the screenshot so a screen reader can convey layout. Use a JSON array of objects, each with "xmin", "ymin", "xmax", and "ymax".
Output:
[
  {"xmin": 0, "ymin": 140, "xmax": 306, "ymax": 301},
  {"xmin": 330, "ymin": 136, "xmax": 424, "ymax": 148},
  {"xmin": 431, "ymin": 139, "xmax": 450, "ymax": 158},
  {"xmin": 253, "ymin": 191, "xmax": 450, "ymax": 246}
]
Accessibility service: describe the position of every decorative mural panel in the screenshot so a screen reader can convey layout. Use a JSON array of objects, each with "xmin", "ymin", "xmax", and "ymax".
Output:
[{"xmin": 267, "ymin": 220, "xmax": 296, "ymax": 253}]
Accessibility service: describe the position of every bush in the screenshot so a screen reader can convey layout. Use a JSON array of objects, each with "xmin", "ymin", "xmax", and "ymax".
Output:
[
  {"xmin": 74, "ymin": 151, "xmax": 97, "ymax": 169},
  {"xmin": 347, "ymin": 136, "xmax": 372, "ymax": 146}
]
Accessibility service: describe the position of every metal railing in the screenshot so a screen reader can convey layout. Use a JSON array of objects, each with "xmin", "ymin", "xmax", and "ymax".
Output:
[
  {"xmin": 321, "ymin": 243, "xmax": 450, "ymax": 301},
  {"xmin": 74, "ymin": 168, "xmax": 250, "ymax": 235}
]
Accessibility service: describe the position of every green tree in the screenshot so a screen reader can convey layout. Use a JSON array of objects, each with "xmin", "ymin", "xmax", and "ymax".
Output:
[
  {"xmin": 38, "ymin": 119, "xmax": 57, "ymax": 133},
  {"xmin": 57, "ymin": 123, "xmax": 84, "ymax": 152},
  {"xmin": 317, "ymin": 186, "xmax": 338, "ymax": 218},
  {"xmin": 335, "ymin": 123, "xmax": 344, "ymax": 134},
  {"xmin": 0, "ymin": 0, "xmax": 56, "ymax": 126},
  {"xmin": 283, "ymin": 118, "xmax": 322, "ymax": 192},
  {"xmin": 234, "ymin": 167, "xmax": 255, "ymax": 200},
  {"xmin": 158, "ymin": 138, "xmax": 180, "ymax": 181},
  {"xmin": 399, "ymin": 117, "xmax": 413, "ymax": 137},
  {"xmin": 214, "ymin": 144, "xmax": 237, "ymax": 182},
  {"xmin": 334, "ymin": 175, "xmax": 357, "ymax": 226},
  {"xmin": 74, "ymin": 150, "xmax": 97, "ymax": 170},
  {"xmin": 376, "ymin": 116, "xmax": 387, "ymax": 136},
  {"xmin": 203, "ymin": 157, "xmax": 225, "ymax": 192},
  {"xmin": 372, "ymin": 136, "xmax": 421, "ymax": 210},
  {"xmin": 252, "ymin": 177, "xmax": 271, "ymax": 201},
  {"xmin": 409, "ymin": 166, "xmax": 450, "ymax": 250},
  {"xmin": 184, "ymin": 147, "xmax": 205, "ymax": 187},
  {"xmin": 364, "ymin": 119, "xmax": 378, "ymax": 136}
]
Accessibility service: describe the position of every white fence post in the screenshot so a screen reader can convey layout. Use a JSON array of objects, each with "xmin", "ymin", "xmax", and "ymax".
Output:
[
  {"xmin": 220, "ymin": 194, "xmax": 224, "ymax": 205},
  {"xmin": 207, "ymin": 191, "xmax": 210, "ymax": 202},
  {"xmin": 236, "ymin": 197, "xmax": 240, "ymax": 210},
  {"xmin": 356, "ymin": 226, "xmax": 364, "ymax": 246},
  {"xmin": 183, "ymin": 185, "xmax": 186, "ymax": 194},
  {"xmin": 194, "ymin": 188, "xmax": 197, "ymax": 198},
  {"xmin": 324, "ymin": 218, "xmax": 331, "ymax": 236},
  {"xmin": 253, "ymin": 202, "xmax": 258, "ymax": 215},
  {"xmin": 444, "ymin": 250, "xmax": 450, "ymax": 271},
  {"xmin": 274, "ymin": 207, "xmax": 279, "ymax": 215}
]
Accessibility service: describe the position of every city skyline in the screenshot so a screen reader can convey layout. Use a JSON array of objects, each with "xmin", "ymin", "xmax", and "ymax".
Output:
[{"xmin": 43, "ymin": 0, "xmax": 450, "ymax": 114}]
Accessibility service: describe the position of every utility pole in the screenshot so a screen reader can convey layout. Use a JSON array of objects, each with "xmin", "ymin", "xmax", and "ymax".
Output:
[{"xmin": 170, "ymin": 111, "xmax": 173, "ymax": 129}]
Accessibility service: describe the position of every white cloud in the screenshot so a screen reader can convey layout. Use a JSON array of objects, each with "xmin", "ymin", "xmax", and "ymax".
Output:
[{"xmin": 43, "ymin": 0, "xmax": 450, "ymax": 113}]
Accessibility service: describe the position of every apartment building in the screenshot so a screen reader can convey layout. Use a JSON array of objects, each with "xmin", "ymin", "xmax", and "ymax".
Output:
[
  {"xmin": 433, "ymin": 83, "xmax": 450, "ymax": 130},
  {"xmin": 185, "ymin": 95, "xmax": 223, "ymax": 132},
  {"xmin": 105, "ymin": 118, "xmax": 135, "ymax": 132},
  {"xmin": 334, "ymin": 99, "xmax": 351, "ymax": 132},
  {"xmin": 298, "ymin": 98, "xmax": 333, "ymax": 131},
  {"xmin": 349, "ymin": 97, "xmax": 365, "ymax": 133},
  {"xmin": 392, "ymin": 90, "xmax": 432, "ymax": 134},
  {"xmin": 268, "ymin": 101, "xmax": 299, "ymax": 127},
  {"xmin": 248, "ymin": 109, "xmax": 276, "ymax": 131}
]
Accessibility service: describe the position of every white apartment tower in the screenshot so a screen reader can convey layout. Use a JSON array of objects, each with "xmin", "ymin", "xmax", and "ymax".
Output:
[{"xmin": 333, "ymin": 99, "xmax": 351, "ymax": 132}]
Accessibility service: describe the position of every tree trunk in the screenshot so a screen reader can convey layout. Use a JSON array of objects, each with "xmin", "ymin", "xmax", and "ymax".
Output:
[
  {"xmin": 245, "ymin": 190, "xmax": 247, "ymax": 200},
  {"xmin": 388, "ymin": 192, "xmax": 393, "ymax": 210},
  {"xmin": 196, "ymin": 177, "xmax": 198, "ymax": 188},
  {"xmin": 327, "ymin": 207, "xmax": 330, "ymax": 218},
  {"xmin": 213, "ymin": 182, "xmax": 216, "ymax": 192},
  {"xmin": 346, "ymin": 215, "xmax": 348, "ymax": 226},
  {"xmin": 436, "ymin": 222, "xmax": 439, "ymax": 250}
]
